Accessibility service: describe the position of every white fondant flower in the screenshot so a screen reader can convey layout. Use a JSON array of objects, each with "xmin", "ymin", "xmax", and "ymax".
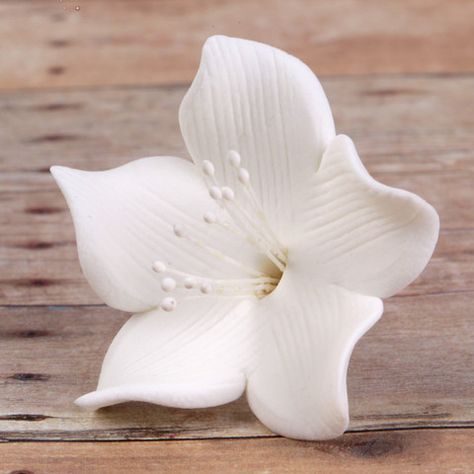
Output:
[{"xmin": 51, "ymin": 36, "xmax": 439, "ymax": 440}]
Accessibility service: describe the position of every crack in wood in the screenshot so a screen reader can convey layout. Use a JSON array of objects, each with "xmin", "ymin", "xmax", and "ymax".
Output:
[
  {"xmin": 353, "ymin": 411, "xmax": 451, "ymax": 421},
  {"xmin": 25, "ymin": 134, "xmax": 79, "ymax": 144},
  {"xmin": 24, "ymin": 207, "xmax": 63, "ymax": 215},
  {"xmin": 6, "ymin": 374, "xmax": 51, "ymax": 382},
  {"xmin": 0, "ymin": 329, "xmax": 51, "ymax": 339},
  {"xmin": 361, "ymin": 88, "xmax": 425, "ymax": 97},
  {"xmin": 348, "ymin": 436, "xmax": 404, "ymax": 458},
  {"xmin": 0, "ymin": 415, "xmax": 55, "ymax": 422},
  {"xmin": 32, "ymin": 102, "xmax": 82, "ymax": 112}
]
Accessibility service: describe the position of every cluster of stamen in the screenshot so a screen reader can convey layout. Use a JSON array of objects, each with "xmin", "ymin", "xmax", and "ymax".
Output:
[{"xmin": 152, "ymin": 150, "xmax": 288, "ymax": 312}]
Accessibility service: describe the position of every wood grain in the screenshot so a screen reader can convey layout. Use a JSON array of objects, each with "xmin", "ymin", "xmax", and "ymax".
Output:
[
  {"xmin": 2, "ymin": 76, "xmax": 474, "ymax": 174},
  {"xmin": 1, "ymin": 290, "xmax": 473, "ymax": 441},
  {"xmin": 2, "ymin": 0, "xmax": 474, "ymax": 469},
  {"xmin": 1, "ymin": 429, "xmax": 473, "ymax": 473},
  {"xmin": 1, "ymin": 0, "xmax": 474, "ymax": 90},
  {"xmin": 1, "ymin": 75, "xmax": 473, "ymax": 305}
]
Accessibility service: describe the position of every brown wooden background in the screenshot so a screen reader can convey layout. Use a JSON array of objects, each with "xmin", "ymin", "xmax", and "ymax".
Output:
[{"xmin": 1, "ymin": 1, "xmax": 473, "ymax": 472}]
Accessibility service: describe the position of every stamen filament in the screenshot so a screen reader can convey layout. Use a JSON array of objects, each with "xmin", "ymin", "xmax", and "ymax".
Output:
[
  {"xmin": 201, "ymin": 157, "xmax": 286, "ymax": 267},
  {"xmin": 175, "ymin": 230, "xmax": 266, "ymax": 278},
  {"xmin": 213, "ymin": 276, "xmax": 279, "ymax": 285},
  {"xmin": 223, "ymin": 199, "xmax": 286, "ymax": 272},
  {"xmin": 188, "ymin": 234, "xmax": 267, "ymax": 277},
  {"xmin": 242, "ymin": 182, "xmax": 287, "ymax": 257},
  {"xmin": 233, "ymin": 197, "xmax": 286, "ymax": 262},
  {"xmin": 153, "ymin": 262, "xmax": 278, "ymax": 291},
  {"xmin": 233, "ymin": 165, "xmax": 288, "ymax": 263}
]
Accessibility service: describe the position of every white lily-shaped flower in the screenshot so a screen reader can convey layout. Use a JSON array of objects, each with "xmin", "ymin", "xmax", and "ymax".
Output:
[{"xmin": 51, "ymin": 36, "xmax": 439, "ymax": 440}]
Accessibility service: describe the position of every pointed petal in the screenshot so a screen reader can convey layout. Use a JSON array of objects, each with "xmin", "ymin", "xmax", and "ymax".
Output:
[
  {"xmin": 179, "ymin": 35, "xmax": 335, "ymax": 240},
  {"xmin": 52, "ymin": 157, "xmax": 267, "ymax": 312},
  {"xmin": 76, "ymin": 296, "xmax": 259, "ymax": 410},
  {"xmin": 291, "ymin": 135, "xmax": 440, "ymax": 298},
  {"xmin": 246, "ymin": 270, "xmax": 382, "ymax": 440}
]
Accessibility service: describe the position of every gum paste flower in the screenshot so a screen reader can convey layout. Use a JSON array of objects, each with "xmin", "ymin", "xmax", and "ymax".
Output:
[{"xmin": 52, "ymin": 36, "xmax": 439, "ymax": 440}]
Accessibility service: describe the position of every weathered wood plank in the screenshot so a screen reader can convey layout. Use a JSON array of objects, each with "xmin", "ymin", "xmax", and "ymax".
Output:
[
  {"xmin": 1, "ymin": 75, "xmax": 473, "ymax": 305},
  {"xmin": 1, "ymin": 0, "xmax": 474, "ymax": 91},
  {"xmin": 0, "ymin": 291, "xmax": 472, "ymax": 440},
  {"xmin": 1, "ymin": 429, "xmax": 473, "ymax": 473},
  {"xmin": 2, "ymin": 76, "xmax": 474, "ymax": 174}
]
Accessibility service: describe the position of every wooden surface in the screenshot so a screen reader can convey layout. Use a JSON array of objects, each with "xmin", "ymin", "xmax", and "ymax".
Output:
[
  {"xmin": 2, "ymin": 430, "xmax": 474, "ymax": 473},
  {"xmin": 1, "ymin": 292, "xmax": 473, "ymax": 442},
  {"xmin": 1, "ymin": 0, "xmax": 474, "ymax": 90},
  {"xmin": 1, "ymin": 1, "xmax": 474, "ymax": 472}
]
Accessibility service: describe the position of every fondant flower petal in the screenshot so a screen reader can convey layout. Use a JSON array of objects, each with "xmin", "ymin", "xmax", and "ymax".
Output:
[
  {"xmin": 179, "ymin": 35, "xmax": 335, "ymax": 241},
  {"xmin": 290, "ymin": 135, "xmax": 440, "ymax": 298},
  {"xmin": 76, "ymin": 297, "xmax": 259, "ymax": 409},
  {"xmin": 246, "ymin": 269, "xmax": 382, "ymax": 440},
  {"xmin": 52, "ymin": 157, "xmax": 267, "ymax": 313}
]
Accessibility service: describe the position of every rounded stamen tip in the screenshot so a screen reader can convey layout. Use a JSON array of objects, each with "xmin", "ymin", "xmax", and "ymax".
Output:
[
  {"xmin": 160, "ymin": 296, "xmax": 177, "ymax": 312},
  {"xmin": 173, "ymin": 224, "xmax": 187, "ymax": 238},
  {"xmin": 238, "ymin": 168, "xmax": 250, "ymax": 185},
  {"xmin": 221, "ymin": 186, "xmax": 235, "ymax": 201},
  {"xmin": 209, "ymin": 186, "xmax": 222, "ymax": 200},
  {"xmin": 227, "ymin": 150, "xmax": 241, "ymax": 168},
  {"xmin": 183, "ymin": 276, "xmax": 197, "ymax": 289},
  {"xmin": 200, "ymin": 282, "xmax": 214, "ymax": 294},
  {"xmin": 152, "ymin": 260, "xmax": 167, "ymax": 273},
  {"xmin": 203, "ymin": 211, "xmax": 217, "ymax": 224},
  {"xmin": 161, "ymin": 277, "xmax": 176, "ymax": 292},
  {"xmin": 202, "ymin": 160, "xmax": 215, "ymax": 177}
]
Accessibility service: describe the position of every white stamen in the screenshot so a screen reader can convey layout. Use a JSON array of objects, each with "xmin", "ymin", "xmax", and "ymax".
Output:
[
  {"xmin": 161, "ymin": 277, "xmax": 176, "ymax": 292},
  {"xmin": 152, "ymin": 260, "xmax": 279, "ymax": 299},
  {"xmin": 173, "ymin": 224, "xmax": 187, "ymax": 238},
  {"xmin": 238, "ymin": 167, "xmax": 250, "ymax": 185},
  {"xmin": 200, "ymin": 282, "xmax": 213, "ymax": 294},
  {"xmin": 209, "ymin": 186, "xmax": 222, "ymax": 200},
  {"xmin": 160, "ymin": 297, "xmax": 177, "ymax": 312},
  {"xmin": 221, "ymin": 186, "xmax": 235, "ymax": 201},
  {"xmin": 184, "ymin": 232, "xmax": 266, "ymax": 277},
  {"xmin": 229, "ymin": 162, "xmax": 288, "ymax": 266},
  {"xmin": 214, "ymin": 276, "xmax": 279, "ymax": 286},
  {"xmin": 153, "ymin": 150, "xmax": 289, "ymax": 305},
  {"xmin": 202, "ymin": 160, "xmax": 215, "ymax": 177},
  {"xmin": 159, "ymin": 266, "xmax": 194, "ymax": 280},
  {"xmin": 227, "ymin": 150, "xmax": 241, "ymax": 168},
  {"xmin": 183, "ymin": 276, "xmax": 197, "ymax": 289},
  {"xmin": 219, "ymin": 196, "xmax": 287, "ymax": 271},
  {"xmin": 152, "ymin": 260, "xmax": 167, "ymax": 273},
  {"xmin": 203, "ymin": 211, "xmax": 217, "ymax": 224}
]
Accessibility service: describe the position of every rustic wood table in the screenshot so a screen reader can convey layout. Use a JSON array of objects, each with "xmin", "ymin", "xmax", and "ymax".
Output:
[{"xmin": 1, "ymin": 1, "xmax": 473, "ymax": 472}]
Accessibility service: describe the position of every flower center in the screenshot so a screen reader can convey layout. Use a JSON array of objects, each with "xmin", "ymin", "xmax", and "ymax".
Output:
[{"xmin": 152, "ymin": 150, "xmax": 287, "ymax": 312}]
